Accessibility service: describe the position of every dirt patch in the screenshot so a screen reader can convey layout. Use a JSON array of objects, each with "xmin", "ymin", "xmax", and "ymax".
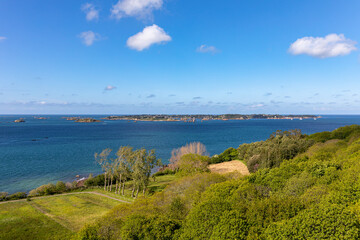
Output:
[{"xmin": 208, "ymin": 160, "xmax": 250, "ymax": 175}]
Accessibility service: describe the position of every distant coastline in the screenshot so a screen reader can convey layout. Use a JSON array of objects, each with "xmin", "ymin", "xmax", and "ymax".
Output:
[{"xmin": 102, "ymin": 114, "xmax": 321, "ymax": 122}]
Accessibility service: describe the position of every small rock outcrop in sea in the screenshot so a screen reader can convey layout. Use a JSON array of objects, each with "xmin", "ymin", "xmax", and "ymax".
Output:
[{"xmin": 14, "ymin": 118, "xmax": 25, "ymax": 123}]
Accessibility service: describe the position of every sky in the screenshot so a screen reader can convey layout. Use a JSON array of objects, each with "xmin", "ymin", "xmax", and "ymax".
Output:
[{"xmin": 0, "ymin": 0, "xmax": 360, "ymax": 114}]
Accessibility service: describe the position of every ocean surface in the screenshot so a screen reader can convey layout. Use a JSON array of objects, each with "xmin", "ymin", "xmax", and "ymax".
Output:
[{"xmin": 1, "ymin": 115, "xmax": 360, "ymax": 193}]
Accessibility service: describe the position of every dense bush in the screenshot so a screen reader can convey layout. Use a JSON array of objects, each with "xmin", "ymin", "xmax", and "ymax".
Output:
[
  {"xmin": 177, "ymin": 153, "xmax": 209, "ymax": 176},
  {"xmin": 238, "ymin": 129, "xmax": 314, "ymax": 172},
  {"xmin": 84, "ymin": 174, "xmax": 105, "ymax": 187},
  {"xmin": 152, "ymin": 168, "xmax": 176, "ymax": 177},
  {"xmin": 265, "ymin": 204, "xmax": 360, "ymax": 239},
  {"xmin": 29, "ymin": 181, "xmax": 72, "ymax": 197},
  {"xmin": 308, "ymin": 124, "xmax": 360, "ymax": 143},
  {"xmin": 6, "ymin": 192, "xmax": 27, "ymax": 200},
  {"xmin": 209, "ymin": 147, "xmax": 238, "ymax": 164},
  {"xmin": 0, "ymin": 192, "xmax": 7, "ymax": 201}
]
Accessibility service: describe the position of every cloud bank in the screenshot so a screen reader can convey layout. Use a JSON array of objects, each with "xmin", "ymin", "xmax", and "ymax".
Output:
[
  {"xmin": 127, "ymin": 24, "xmax": 171, "ymax": 51},
  {"xmin": 0, "ymin": 36, "xmax": 6, "ymax": 41},
  {"xmin": 79, "ymin": 31, "xmax": 101, "ymax": 46},
  {"xmin": 289, "ymin": 34, "xmax": 357, "ymax": 58},
  {"xmin": 82, "ymin": 3, "xmax": 99, "ymax": 21},
  {"xmin": 111, "ymin": 0, "xmax": 162, "ymax": 20}
]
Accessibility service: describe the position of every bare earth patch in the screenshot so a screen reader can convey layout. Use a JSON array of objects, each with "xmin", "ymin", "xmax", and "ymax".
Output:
[{"xmin": 209, "ymin": 160, "xmax": 250, "ymax": 175}]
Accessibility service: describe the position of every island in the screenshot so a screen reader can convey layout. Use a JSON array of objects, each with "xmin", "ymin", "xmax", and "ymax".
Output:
[
  {"xmin": 75, "ymin": 118, "xmax": 101, "ymax": 123},
  {"xmin": 103, "ymin": 114, "xmax": 320, "ymax": 122},
  {"xmin": 62, "ymin": 117, "xmax": 101, "ymax": 123}
]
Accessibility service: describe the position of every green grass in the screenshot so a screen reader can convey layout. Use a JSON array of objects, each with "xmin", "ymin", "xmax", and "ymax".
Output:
[
  {"xmin": 30, "ymin": 194, "xmax": 121, "ymax": 231},
  {"xmin": 0, "ymin": 201, "xmax": 73, "ymax": 240},
  {"xmin": 0, "ymin": 193, "xmax": 123, "ymax": 239},
  {"xmin": 148, "ymin": 174, "xmax": 178, "ymax": 193},
  {"xmin": 0, "ymin": 174, "xmax": 179, "ymax": 239}
]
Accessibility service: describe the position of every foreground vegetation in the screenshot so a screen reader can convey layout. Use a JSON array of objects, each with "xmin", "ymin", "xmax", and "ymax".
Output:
[{"xmin": 74, "ymin": 125, "xmax": 360, "ymax": 239}]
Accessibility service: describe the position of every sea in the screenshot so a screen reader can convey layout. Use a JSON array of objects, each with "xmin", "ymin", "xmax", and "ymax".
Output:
[{"xmin": 1, "ymin": 115, "xmax": 360, "ymax": 194}]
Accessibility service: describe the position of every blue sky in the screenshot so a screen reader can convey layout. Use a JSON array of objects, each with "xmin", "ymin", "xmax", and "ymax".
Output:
[{"xmin": 0, "ymin": 0, "xmax": 359, "ymax": 114}]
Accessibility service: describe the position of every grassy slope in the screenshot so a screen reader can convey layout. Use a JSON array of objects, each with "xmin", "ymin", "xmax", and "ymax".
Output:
[
  {"xmin": 0, "ymin": 174, "xmax": 178, "ymax": 240},
  {"xmin": 0, "ymin": 193, "xmax": 122, "ymax": 239},
  {"xmin": 0, "ymin": 201, "xmax": 73, "ymax": 240},
  {"xmin": 30, "ymin": 194, "xmax": 121, "ymax": 231}
]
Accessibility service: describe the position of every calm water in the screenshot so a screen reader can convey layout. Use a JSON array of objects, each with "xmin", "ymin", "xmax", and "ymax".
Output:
[{"xmin": 1, "ymin": 115, "xmax": 360, "ymax": 193}]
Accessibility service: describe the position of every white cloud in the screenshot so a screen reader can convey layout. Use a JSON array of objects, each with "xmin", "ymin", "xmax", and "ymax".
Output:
[
  {"xmin": 111, "ymin": 0, "xmax": 162, "ymax": 20},
  {"xmin": 82, "ymin": 3, "xmax": 99, "ymax": 21},
  {"xmin": 196, "ymin": 45, "xmax": 219, "ymax": 54},
  {"xmin": 104, "ymin": 85, "xmax": 116, "ymax": 91},
  {"xmin": 127, "ymin": 24, "xmax": 171, "ymax": 51},
  {"xmin": 250, "ymin": 103, "xmax": 265, "ymax": 108},
  {"xmin": 78, "ymin": 31, "xmax": 101, "ymax": 46},
  {"xmin": 0, "ymin": 36, "xmax": 6, "ymax": 41},
  {"xmin": 289, "ymin": 34, "xmax": 357, "ymax": 58}
]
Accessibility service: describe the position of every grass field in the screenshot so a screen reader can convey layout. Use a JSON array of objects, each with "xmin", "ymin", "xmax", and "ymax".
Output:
[
  {"xmin": 0, "ymin": 174, "xmax": 178, "ymax": 240},
  {"xmin": 0, "ymin": 201, "xmax": 73, "ymax": 240},
  {"xmin": 0, "ymin": 193, "xmax": 123, "ymax": 240}
]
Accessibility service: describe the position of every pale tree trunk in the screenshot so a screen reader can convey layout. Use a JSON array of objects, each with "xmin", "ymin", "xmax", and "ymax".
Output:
[
  {"xmin": 131, "ymin": 185, "xmax": 135, "ymax": 198},
  {"xmin": 119, "ymin": 175, "xmax": 122, "ymax": 195},
  {"xmin": 107, "ymin": 176, "xmax": 111, "ymax": 191},
  {"xmin": 143, "ymin": 185, "xmax": 146, "ymax": 195},
  {"xmin": 110, "ymin": 176, "xmax": 113, "ymax": 192},
  {"xmin": 104, "ymin": 172, "xmax": 107, "ymax": 191},
  {"xmin": 135, "ymin": 186, "xmax": 139, "ymax": 198},
  {"xmin": 115, "ymin": 179, "xmax": 118, "ymax": 194},
  {"xmin": 122, "ymin": 182, "xmax": 125, "ymax": 195}
]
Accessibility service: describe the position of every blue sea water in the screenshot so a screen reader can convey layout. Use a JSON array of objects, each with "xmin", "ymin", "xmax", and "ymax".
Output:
[{"xmin": 1, "ymin": 115, "xmax": 360, "ymax": 193}]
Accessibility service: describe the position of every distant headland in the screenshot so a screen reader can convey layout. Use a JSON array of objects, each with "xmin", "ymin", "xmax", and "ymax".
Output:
[{"xmin": 103, "ymin": 114, "xmax": 320, "ymax": 122}]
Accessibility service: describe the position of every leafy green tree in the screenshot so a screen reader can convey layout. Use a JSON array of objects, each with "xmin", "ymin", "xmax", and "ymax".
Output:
[
  {"xmin": 95, "ymin": 148, "xmax": 112, "ymax": 191},
  {"xmin": 265, "ymin": 204, "xmax": 360, "ymax": 239},
  {"xmin": 55, "ymin": 181, "xmax": 67, "ymax": 193},
  {"xmin": 177, "ymin": 153, "xmax": 209, "ymax": 176},
  {"xmin": 131, "ymin": 149, "xmax": 161, "ymax": 197},
  {"xmin": 210, "ymin": 210, "xmax": 249, "ymax": 240},
  {"xmin": 120, "ymin": 214, "xmax": 180, "ymax": 240}
]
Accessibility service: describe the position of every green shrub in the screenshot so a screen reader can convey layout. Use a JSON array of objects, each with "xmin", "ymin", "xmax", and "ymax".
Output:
[
  {"xmin": 264, "ymin": 204, "xmax": 360, "ymax": 239},
  {"xmin": 6, "ymin": 192, "xmax": 27, "ymax": 200},
  {"xmin": 84, "ymin": 174, "xmax": 104, "ymax": 187},
  {"xmin": 209, "ymin": 147, "xmax": 239, "ymax": 164},
  {"xmin": 177, "ymin": 153, "xmax": 209, "ymax": 176},
  {"xmin": 237, "ymin": 129, "xmax": 314, "ymax": 172},
  {"xmin": 0, "ymin": 192, "xmax": 8, "ymax": 201},
  {"xmin": 56, "ymin": 181, "xmax": 67, "ymax": 193},
  {"xmin": 120, "ymin": 214, "xmax": 180, "ymax": 240},
  {"xmin": 29, "ymin": 182, "xmax": 61, "ymax": 196},
  {"xmin": 74, "ymin": 224, "xmax": 101, "ymax": 240},
  {"xmin": 152, "ymin": 168, "xmax": 176, "ymax": 177}
]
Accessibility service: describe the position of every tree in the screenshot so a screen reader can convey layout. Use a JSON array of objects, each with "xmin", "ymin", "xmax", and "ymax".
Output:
[
  {"xmin": 95, "ymin": 148, "xmax": 111, "ymax": 191},
  {"xmin": 169, "ymin": 142, "xmax": 208, "ymax": 170},
  {"xmin": 131, "ymin": 149, "xmax": 161, "ymax": 198},
  {"xmin": 177, "ymin": 153, "xmax": 209, "ymax": 176},
  {"xmin": 115, "ymin": 146, "xmax": 133, "ymax": 195}
]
